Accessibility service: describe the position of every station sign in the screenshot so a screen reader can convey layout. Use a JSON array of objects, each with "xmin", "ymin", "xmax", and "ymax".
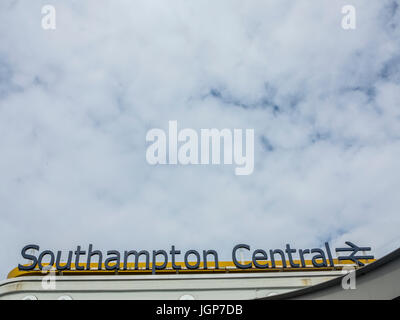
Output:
[{"xmin": 18, "ymin": 242, "xmax": 374, "ymax": 272}]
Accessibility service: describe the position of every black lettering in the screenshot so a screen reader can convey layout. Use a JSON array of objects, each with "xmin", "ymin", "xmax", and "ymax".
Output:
[
  {"xmin": 203, "ymin": 250, "xmax": 219, "ymax": 269},
  {"xmin": 184, "ymin": 250, "xmax": 200, "ymax": 269},
  {"xmin": 152, "ymin": 250, "xmax": 168, "ymax": 273},
  {"xmin": 170, "ymin": 245, "xmax": 181, "ymax": 270},
  {"xmin": 269, "ymin": 249, "xmax": 286, "ymax": 268},
  {"xmin": 285, "ymin": 244, "xmax": 300, "ymax": 267},
  {"xmin": 74, "ymin": 246, "xmax": 86, "ymax": 270},
  {"xmin": 232, "ymin": 244, "xmax": 252, "ymax": 269},
  {"xmin": 38, "ymin": 250, "xmax": 55, "ymax": 270},
  {"xmin": 311, "ymin": 248, "xmax": 328, "ymax": 267},
  {"xmin": 299, "ymin": 249, "xmax": 310, "ymax": 267},
  {"xmin": 105, "ymin": 250, "xmax": 120, "ymax": 270},
  {"xmin": 252, "ymin": 249, "xmax": 269, "ymax": 268},
  {"xmin": 18, "ymin": 244, "xmax": 39, "ymax": 271},
  {"xmin": 56, "ymin": 250, "xmax": 72, "ymax": 270},
  {"xmin": 87, "ymin": 244, "xmax": 103, "ymax": 270},
  {"xmin": 325, "ymin": 242, "xmax": 335, "ymax": 267}
]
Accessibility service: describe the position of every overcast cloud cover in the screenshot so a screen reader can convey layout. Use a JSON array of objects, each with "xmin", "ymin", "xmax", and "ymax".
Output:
[{"xmin": 0, "ymin": 0, "xmax": 400, "ymax": 278}]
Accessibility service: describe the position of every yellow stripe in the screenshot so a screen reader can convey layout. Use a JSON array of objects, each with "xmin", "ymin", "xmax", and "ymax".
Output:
[{"xmin": 7, "ymin": 259, "xmax": 374, "ymax": 279}]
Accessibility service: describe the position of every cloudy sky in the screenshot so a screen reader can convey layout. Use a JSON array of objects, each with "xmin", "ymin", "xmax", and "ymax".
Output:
[{"xmin": 0, "ymin": 0, "xmax": 399, "ymax": 278}]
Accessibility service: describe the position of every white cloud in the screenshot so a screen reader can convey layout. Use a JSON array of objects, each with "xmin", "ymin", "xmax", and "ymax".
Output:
[{"xmin": 0, "ymin": 0, "xmax": 399, "ymax": 278}]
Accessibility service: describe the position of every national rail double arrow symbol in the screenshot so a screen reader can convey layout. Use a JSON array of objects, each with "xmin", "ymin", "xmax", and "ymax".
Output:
[{"xmin": 335, "ymin": 241, "xmax": 374, "ymax": 266}]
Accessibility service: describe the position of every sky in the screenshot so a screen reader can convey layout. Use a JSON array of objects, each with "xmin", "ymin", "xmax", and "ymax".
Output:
[{"xmin": 0, "ymin": 0, "xmax": 399, "ymax": 279}]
